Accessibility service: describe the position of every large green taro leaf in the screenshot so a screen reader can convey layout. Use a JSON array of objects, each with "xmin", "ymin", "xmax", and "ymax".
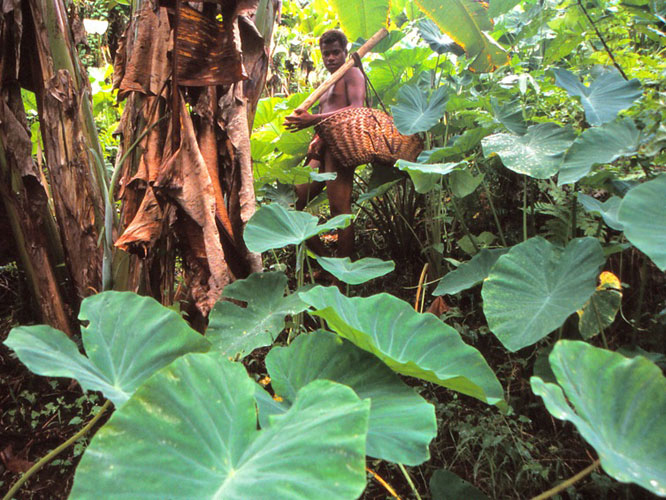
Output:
[
  {"xmin": 482, "ymin": 123, "xmax": 575, "ymax": 179},
  {"xmin": 275, "ymin": 127, "xmax": 312, "ymax": 156},
  {"xmin": 206, "ymin": 272, "xmax": 308, "ymax": 359},
  {"xmin": 481, "ymin": 237, "xmax": 604, "ymax": 352},
  {"xmin": 329, "ymin": 0, "xmax": 389, "ymax": 41},
  {"xmin": 577, "ymin": 193, "xmax": 624, "ymax": 231},
  {"xmin": 396, "ymin": 159, "xmax": 460, "ymax": 193},
  {"xmin": 299, "ymin": 286, "xmax": 504, "ymax": 406},
  {"xmin": 433, "ymin": 248, "xmax": 508, "ymax": 296},
  {"xmin": 531, "ymin": 341, "xmax": 666, "ymax": 496},
  {"xmin": 392, "ymin": 84, "xmax": 449, "ymax": 135},
  {"xmin": 70, "ymin": 353, "xmax": 370, "ymax": 499},
  {"xmin": 367, "ymin": 47, "xmax": 432, "ymax": 98},
  {"xmin": 491, "ymin": 97, "xmax": 526, "ymax": 135},
  {"xmin": 553, "ymin": 68, "xmax": 642, "ymax": 126},
  {"xmin": 617, "ymin": 175, "xmax": 666, "ymax": 271},
  {"xmin": 315, "ymin": 256, "xmax": 395, "ymax": 285},
  {"xmin": 559, "ymin": 118, "xmax": 640, "ymax": 185},
  {"xmin": 415, "ymin": 0, "xmax": 508, "ymax": 72},
  {"xmin": 262, "ymin": 331, "xmax": 437, "ymax": 465},
  {"xmin": 244, "ymin": 203, "xmax": 352, "ymax": 252},
  {"xmin": 4, "ymin": 292, "xmax": 210, "ymax": 407}
]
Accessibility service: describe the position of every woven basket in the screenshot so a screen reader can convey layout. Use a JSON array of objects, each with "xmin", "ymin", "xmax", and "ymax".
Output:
[{"xmin": 315, "ymin": 107, "xmax": 423, "ymax": 169}]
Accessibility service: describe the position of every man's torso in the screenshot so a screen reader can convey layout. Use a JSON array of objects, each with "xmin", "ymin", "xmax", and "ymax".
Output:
[{"xmin": 319, "ymin": 67, "xmax": 363, "ymax": 113}]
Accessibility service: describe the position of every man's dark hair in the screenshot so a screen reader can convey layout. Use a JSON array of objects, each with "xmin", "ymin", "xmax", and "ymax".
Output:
[{"xmin": 319, "ymin": 29, "xmax": 348, "ymax": 51}]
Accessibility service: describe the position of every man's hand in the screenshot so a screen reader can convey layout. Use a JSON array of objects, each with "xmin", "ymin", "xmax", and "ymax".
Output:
[
  {"xmin": 305, "ymin": 135, "xmax": 324, "ymax": 165},
  {"xmin": 284, "ymin": 109, "xmax": 318, "ymax": 131}
]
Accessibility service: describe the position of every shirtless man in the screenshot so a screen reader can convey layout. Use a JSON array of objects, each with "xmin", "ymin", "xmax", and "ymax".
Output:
[{"xmin": 284, "ymin": 29, "xmax": 366, "ymax": 258}]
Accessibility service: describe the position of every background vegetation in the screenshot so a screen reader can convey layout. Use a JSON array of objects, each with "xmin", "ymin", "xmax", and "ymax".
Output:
[{"xmin": 1, "ymin": 0, "xmax": 665, "ymax": 498}]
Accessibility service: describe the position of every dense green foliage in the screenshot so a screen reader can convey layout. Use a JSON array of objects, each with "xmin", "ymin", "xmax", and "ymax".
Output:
[{"xmin": 4, "ymin": 0, "xmax": 666, "ymax": 498}]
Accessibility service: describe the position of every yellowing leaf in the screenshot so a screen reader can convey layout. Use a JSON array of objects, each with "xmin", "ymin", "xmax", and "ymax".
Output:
[
  {"xmin": 598, "ymin": 271, "xmax": 621, "ymax": 291},
  {"xmin": 415, "ymin": 0, "xmax": 508, "ymax": 72}
]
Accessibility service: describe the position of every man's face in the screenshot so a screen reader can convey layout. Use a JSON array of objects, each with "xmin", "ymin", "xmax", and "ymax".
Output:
[{"xmin": 320, "ymin": 40, "xmax": 347, "ymax": 73}]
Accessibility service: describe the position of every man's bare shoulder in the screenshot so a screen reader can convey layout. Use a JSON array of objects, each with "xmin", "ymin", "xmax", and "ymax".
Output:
[{"xmin": 343, "ymin": 66, "xmax": 365, "ymax": 81}]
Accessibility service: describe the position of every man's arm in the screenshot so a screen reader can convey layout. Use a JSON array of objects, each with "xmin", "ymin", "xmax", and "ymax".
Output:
[{"xmin": 284, "ymin": 67, "xmax": 366, "ymax": 131}]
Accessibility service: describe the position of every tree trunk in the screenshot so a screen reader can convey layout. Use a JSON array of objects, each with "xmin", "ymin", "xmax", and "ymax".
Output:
[
  {"xmin": 1, "ymin": 0, "xmax": 107, "ymax": 332},
  {"xmin": 114, "ymin": 0, "xmax": 279, "ymax": 318},
  {"xmin": 0, "ymin": 83, "xmax": 73, "ymax": 334},
  {"xmin": 25, "ymin": 0, "xmax": 107, "ymax": 300},
  {"xmin": 0, "ymin": 0, "xmax": 279, "ymax": 330}
]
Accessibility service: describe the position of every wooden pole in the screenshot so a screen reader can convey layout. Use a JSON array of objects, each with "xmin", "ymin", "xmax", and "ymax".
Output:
[{"xmin": 293, "ymin": 27, "xmax": 389, "ymax": 113}]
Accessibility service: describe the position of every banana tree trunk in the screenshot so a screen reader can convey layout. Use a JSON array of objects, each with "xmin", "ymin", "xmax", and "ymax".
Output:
[
  {"xmin": 24, "ymin": 0, "xmax": 107, "ymax": 301},
  {"xmin": 0, "ymin": 0, "xmax": 107, "ymax": 331},
  {"xmin": 0, "ymin": 84, "xmax": 73, "ymax": 334},
  {"xmin": 113, "ymin": 0, "xmax": 280, "ymax": 318}
]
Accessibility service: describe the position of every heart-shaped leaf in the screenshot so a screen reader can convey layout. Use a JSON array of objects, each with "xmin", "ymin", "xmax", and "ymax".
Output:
[
  {"xmin": 315, "ymin": 256, "xmax": 395, "ymax": 285},
  {"xmin": 553, "ymin": 68, "xmax": 642, "ymax": 126},
  {"xmin": 70, "ymin": 353, "xmax": 371, "ymax": 499},
  {"xmin": 262, "ymin": 181, "xmax": 297, "ymax": 207},
  {"xmin": 482, "ymin": 237, "xmax": 604, "ymax": 352},
  {"xmin": 299, "ymin": 286, "xmax": 505, "ymax": 406},
  {"xmin": 457, "ymin": 231, "xmax": 496, "ymax": 256},
  {"xmin": 207, "ymin": 272, "xmax": 308, "ymax": 359},
  {"xmin": 262, "ymin": 331, "xmax": 437, "ymax": 465},
  {"xmin": 392, "ymin": 84, "xmax": 448, "ymax": 135},
  {"xmin": 244, "ymin": 203, "xmax": 352, "ymax": 252},
  {"xmin": 531, "ymin": 341, "xmax": 666, "ymax": 496},
  {"xmin": 433, "ymin": 248, "xmax": 509, "ymax": 296},
  {"xmin": 482, "ymin": 123, "xmax": 575, "ymax": 178},
  {"xmin": 396, "ymin": 160, "xmax": 460, "ymax": 193},
  {"xmin": 418, "ymin": 18, "xmax": 464, "ymax": 55},
  {"xmin": 577, "ymin": 194, "xmax": 624, "ymax": 231},
  {"xmin": 415, "ymin": 0, "xmax": 508, "ymax": 72},
  {"xmin": 368, "ymin": 47, "xmax": 432, "ymax": 99},
  {"xmin": 4, "ymin": 292, "xmax": 210, "ymax": 407},
  {"xmin": 491, "ymin": 97, "xmax": 527, "ymax": 135},
  {"xmin": 559, "ymin": 118, "xmax": 640, "ymax": 185},
  {"xmin": 617, "ymin": 175, "xmax": 666, "ymax": 270}
]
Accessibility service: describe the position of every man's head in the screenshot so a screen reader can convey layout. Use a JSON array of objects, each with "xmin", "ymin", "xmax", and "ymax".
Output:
[{"xmin": 319, "ymin": 29, "xmax": 348, "ymax": 73}]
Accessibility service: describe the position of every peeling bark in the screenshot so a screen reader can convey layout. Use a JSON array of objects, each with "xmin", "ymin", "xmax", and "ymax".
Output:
[
  {"xmin": 26, "ymin": 0, "xmax": 107, "ymax": 300},
  {"xmin": 117, "ymin": 3, "xmax": 171, "ymax": 98},
  {"xmin": 113, "ymin": 0, "xmax": 279, "ymax": 314},
  {"xmin": 176, "ymin": 4, "xmax": 247, "ymax": 86}
]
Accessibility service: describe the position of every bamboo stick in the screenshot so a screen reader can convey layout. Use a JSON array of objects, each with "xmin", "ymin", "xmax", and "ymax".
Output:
[{"xmin": 293, "ymin": 27, "xmax": 389, "ymax": 113}]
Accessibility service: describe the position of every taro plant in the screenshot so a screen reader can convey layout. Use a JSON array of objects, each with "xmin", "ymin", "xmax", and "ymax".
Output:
[
  {"xmin": 4, "ymin": 275, "xmax": 506, "ymax": 498},
  {"xmin": 5, "ymin": 0, "xmax": 666, "ymax": 498}
]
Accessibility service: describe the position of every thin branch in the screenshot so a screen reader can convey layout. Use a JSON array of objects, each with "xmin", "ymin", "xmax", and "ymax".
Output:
[
  {"xmin": 3, "ymin": 400, "xmax": 112, "ymax": 500},
  {"xmin": 577, "ymin": 0, "xmax": 628, "ymax": 79},
  {"xmin": 531, "ymin": 459, "xmax": 601, "ymax": 500}
]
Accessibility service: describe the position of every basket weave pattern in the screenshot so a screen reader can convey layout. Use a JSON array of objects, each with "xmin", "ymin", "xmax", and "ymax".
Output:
[{"xmin": 315, "ymin": 107, "xmax": 423, "ymax": 169}]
